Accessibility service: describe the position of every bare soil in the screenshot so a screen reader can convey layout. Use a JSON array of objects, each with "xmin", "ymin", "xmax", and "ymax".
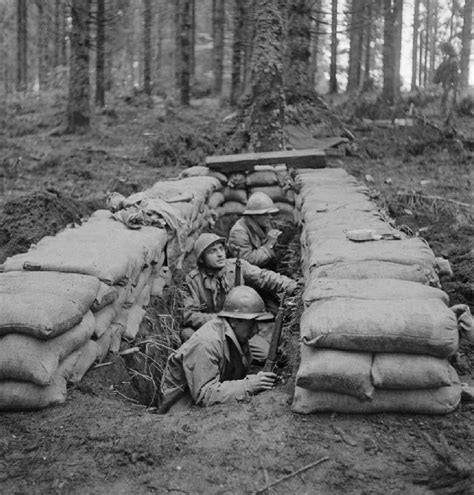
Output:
[{"xmin": 0, "ymin": 93, "xmax": 473, "ymax": 494}]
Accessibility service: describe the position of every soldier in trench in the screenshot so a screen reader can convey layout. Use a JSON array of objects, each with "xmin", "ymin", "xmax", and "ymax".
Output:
[
  {"xmin": 227, "ymin": 191, "xmax": 282, "ymax": 270},
  {"xmin": 179, "ymin": 232, "xmax": 298, "ymax": 361},
  {"xmin": 160, "ymin": 286, "xmax": 278, "ymax": 412}
]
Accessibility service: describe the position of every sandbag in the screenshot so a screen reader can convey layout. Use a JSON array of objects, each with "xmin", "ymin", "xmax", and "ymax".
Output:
[
  {"xmin": 150, "ymin": 266, "xmax": 172, "ymax": 297},
  {"xmin": 96, "ymin": 325, "xmax": 121, "ymax": 362},
  {"xmin": 123, "ymin": 305, "xmax": 147, "ymax": 340},
  {"xmin": 303, "ymin": 278, "xmax": 449, "ymax": 307},
  {"xmin": 292, "ymin": 380, "xmax": 461, "ymax": 415},
  {"xmin": 91, "ymin": 282, "xmax": 118, "ymax": 312},
  {"xmin": 0, "ymin": 375, "xmax": 67, "ymax": 411},
  {"xmin": 246, "ymin": 170, "xmax": 279, "ymax": 187},
  {"xmin": 249, "ymin": 186, "xmax": 295, "ymax": 204},
  {"xmin": 67, "ymin": 340, "xmax": 100, "ymax": 384},
  {"xmin": 93, "ymin": 304, "xmax": 118, "ymax": 338},
  {"xmin": 222, "ymin": 187, "xmax": 248, "ymax": 204},
  {"xmin": 312, "ymin": 261, "xmax": 439, "ymax": 285},
  {"xmin": 296, "ymin": 347, "xmax": 374, "ymax": 399},
  {"xmin": 216, "ymin": 201, "xmax": 245, "ymax": 216},
  {"xmin": 207, "ymin": 191, "xmax": 225, "ymax": 209},
  {"xmin": 301, "ymin": 298, "xmax": 459, "ymax": 357},
  {"xmin": 372, "ymin": 355, "xmax": 454, "ymax": 389},
  {"xmin": 274, "ymin": 202, "xmax": 295, "ymax": 218},
  {"xmin": 0, "ymin": 311, "xmax": 95, "ymax": 385},
  {"xmin": 0, "ymin": 272, "xmax": 101, "ymax": 312},
  {"xmin": 0, "ymin": 293, "xmax": 85, "ymax": 339}
]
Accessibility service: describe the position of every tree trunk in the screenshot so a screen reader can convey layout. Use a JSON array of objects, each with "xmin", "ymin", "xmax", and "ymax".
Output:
[
  {"xmin": 285, "ymin": 0, "xmax": 312, "ymax": 96},
  {"xmin": 190, "ymin": 0, "xmax": 195, "ymax": 79},
  {"xmin": 418, "ymin": 27, "xmax": 424, "ymax": 86},
  {"xmin": 362, "ymin": 1, "xmax": 373, "ymax": 90},
  {"xmin": 178, "ymin": 0, "xmax": 192, "ymax": 105},
  {"xmin": 423, "ymin": 0, "xmax": 430, "ymax": 86},
  {"xmin": 242, "ymin": 0, "xmax": 285, "ymax": 152},
  {"xmin": 143, "ymin": 0, "xmax": 152, "ymax": 95},
  {"xmin": 428, "ymin": 0, "xmax": 438, "ymax": 80},
  {"xmin": 230, "ymin": 0, "xmax": 245, "ymax": 106},
  {"xmin": 242, "ymin": 0, "xmax": 256, "ymax": 94},
  {"xmin": 66, "ymin": 0, "xmax": 91, "ymax": 133},
  {"xmin": 382, "ymin": 0, "xmax": 403, "ymax": 104},
  {"xmin": 347, "ymin": 0, "xmax": 364, "ymax": 92},
  {"xmin": 38, "ymin": 1, "xmax": 48, "ymax": 90},
  {"xmin": 95, "ymin": 0, "xmax": 105, "ymax": 106},
  {"xmin": 329, "ymin": 0, "xmax": 338, "ymax": 94},
  {"xmin": 460, "ymin": 0, "xmax": 472, "ymax": 88},
  {"xmin": 16, "ymin": 0, "xmax": 27, "ymax": 91},
  {"xmin": 411, "ymin": 0, "xmax": 420, "ymax": 90},
  {"xmin": 212, "ymin": 0, "xmax": 225, "ymax": 94},
  {"xmin": 309, "ymin": 0, "xmax": 322, "ymax": 89}
]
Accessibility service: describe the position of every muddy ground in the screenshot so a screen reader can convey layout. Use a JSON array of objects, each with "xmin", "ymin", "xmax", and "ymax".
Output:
[{"xmin": 0, "ymin": 92, "xmax": 473, "ymax": 494}]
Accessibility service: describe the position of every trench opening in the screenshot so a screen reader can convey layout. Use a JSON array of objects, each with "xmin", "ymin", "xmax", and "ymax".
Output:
[{"xmin": 124, "ymin": 211, "xmax": 303, "ymax": 408}]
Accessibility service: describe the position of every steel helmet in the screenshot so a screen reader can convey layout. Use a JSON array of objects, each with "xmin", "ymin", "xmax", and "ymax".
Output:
[
  {"xmin": 243, "ymin": 192, "xmax": 279, "ymax": 215},
  {"xmin": 194, "ymin": 233, "xmax": 226, "ymax": 263},
  {"xmin": 218, "ymin": 286, "xmax": 273, "ymax": 320}
]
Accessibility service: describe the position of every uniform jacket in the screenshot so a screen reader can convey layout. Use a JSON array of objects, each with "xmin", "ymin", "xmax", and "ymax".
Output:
[
  {"xmin": 182, "ymin": 258, "xmax": 297, "ymax": 330},
  {"xmin": 161, "ymin": 317, "xmax": 252, "ymax": 409},
  {"xmin": 227, "ymin": 217, "xmax": 274, "ymax": 267}
]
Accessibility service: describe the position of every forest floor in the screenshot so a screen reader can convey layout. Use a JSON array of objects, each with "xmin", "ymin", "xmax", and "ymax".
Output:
[{"xmin": 0, "ymin": 91, "xmax": 473, "ymax": 494}]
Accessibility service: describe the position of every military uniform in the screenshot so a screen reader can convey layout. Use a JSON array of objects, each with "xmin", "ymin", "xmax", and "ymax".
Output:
[
  {"xmin": 161, "ymin": 317, "xmax": 253, "ymax": 410},
  {"xmin": 227, "ymin": 217, "xmax": 275, "ymax": 268}
]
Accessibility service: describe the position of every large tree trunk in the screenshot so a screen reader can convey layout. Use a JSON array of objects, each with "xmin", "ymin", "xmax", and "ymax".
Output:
[
  {"xmin": 460, "ymin": 0, "xmax": 472, "ymax": 88},
  {"xmin": 347, "ymin": 0, "xmax": 364, "ymax": 92},
  {"xmin": 37, "ymin": 1, "xmax": 48, "ymax": 90},
  {"xmin": 309, "ymin": 0, "xmax": 322, "ymax": 89},
  {"xmin": 285, "ymin": 0, "xmax": 312, "ymax": 96},
  {"xmin": 66, "ymin": 0, "xmax": 91, "ymax": 133},
  {"xmin": 242, "ymin": 0, "xmax": 256, "ymax": 94},
  {"xmin": 361, "ymin": 1, "xmax": 373, "ymax": 90},
  {"xmin": 329, "ymin": 0, "xmax": 338, "ymax": 94},
  {"xmin": 178, "ymin": 0, "xmax": 192, "ymax": 105},
  {"xmin": 411, "ymin": 0, "xmax": 420, "ymax": 90},
  {"xmin": 95, "ymin": 0, "xmax": 105, "ymax": 106},
  {"xmin": 242, "ymin": 0, "xmax": 285, "ymax": 152},
  {"xmin": 382, "ymin": 0, "xmax": 403, "ymax": 104},
  {"xmin": 230, "ymin": 0, "xmax": 245, "ymax": 106},
  {"xmin": 143, "ymin": 0, "xmax": 152, "ymax": 95},
  {"xmin": 16, "ymin": 0, "xmax": 27, "ymax": 91},
  {"xmin": 212, "ymin": 0, "xmax": 225, "ymax": 94}
]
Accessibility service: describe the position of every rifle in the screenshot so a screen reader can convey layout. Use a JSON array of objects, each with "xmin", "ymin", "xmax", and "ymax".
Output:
[
  {"xmin": 263, "ymin": 290, "xmax": 286, "ymax": 373},
  {"xmin": 235, "ymin": 248, "xmax": 241, "ymax": 286}
]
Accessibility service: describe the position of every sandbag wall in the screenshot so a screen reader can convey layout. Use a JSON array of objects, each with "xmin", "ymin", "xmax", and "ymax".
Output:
[
  {"xmin": 293, "ymin": 168, "xmax": 462, "ymax": 415},
  {"xmin": 0, "ymin": 175, "xmax": 222, "ymax": 411},
  {"xmin": 201, "ymin": 165, "xmax": 298, "ymax": 221}
]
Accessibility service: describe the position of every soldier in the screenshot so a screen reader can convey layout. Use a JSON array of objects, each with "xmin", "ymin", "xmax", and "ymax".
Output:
[
  {"xmin": 227, "ymin": 192, "xmax": 282, "ymax": 269},
  {"xmin": 160, "ymin": 286, "xmax": 278, "ymax": 412},
  {"xmin": 433, "ymin": 42, "xmax": 459, "ymax": 125},
  {"xmin": 180, "ymin": 233, "xmax": 298, "ymax": 359}
]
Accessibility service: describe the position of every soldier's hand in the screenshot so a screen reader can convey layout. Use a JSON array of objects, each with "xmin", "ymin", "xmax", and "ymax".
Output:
[
  {"xmin": 246, "ymin": 371, "xmax": 277, "ymax": 394},
  {"xmin": 267, "ymin": 229, "xmax": 282, "ymax": 243}
]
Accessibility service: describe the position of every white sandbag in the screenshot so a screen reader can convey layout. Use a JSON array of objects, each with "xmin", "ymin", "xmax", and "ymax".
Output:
[
  {"xmin": 67, "ymin": 340, "xmax": 100, "ymax": 385},
  {"xmin": 296, "ymin": 346, "xmax": 374, "ymax": 399},
  {"xmin": 0, "ymin": 311, "xmax": 95, "ymax": 385},
  {"xmin": 0, "ymin": 293, "xmax": 84, "ymax": 339},
  {"xmin": 372, "ymin": 355, "xmax": 454, "ymax": 389},
  {"xmin": 249, "ymin": 186, "xmax": 295, "ymax": 204},
  {"xmin": 137, "ymin": 285, "xmax": 151, "ymax": 307},
  {"xmin": 123, "ymin": 305, "xmax": 147, "ymax": 340},
  {"xmin": 292, "ymin": 380, "xmax": 461, "ymax": 415},
  {"xmin": 274, "ymin": 202, "xmax": 295, "ymax": 218},
  {"xmin": 0, "ymin": 272, "xmax": 101, "ymax": 312},
  {"xmin": 91, "ymin": 282, "xmax": 118, "ymax": 312},
  {"xmin": 301, "ymin": 298, "xmax": 459, "ymax": 357},
  {"xmin": 312, "ymin": 261, "xmax": 439, "ymax": 285},
  {"xmin": 216, "ymin": 201, "xmax": 245, "ymax": 216},
  {"xmin": 0, "ymin": 375, "xmax": 67, "ymax": 411},
  {"xmin": 246, "ymin": 170, "xmax": 279, "ymax": 187},
  {"xmin": 303, "ymin": 278, "xmax": 449, "ymax": 307},
  {"xmin": 306, "ymin": 237, "xmax": 436, "ymax": 272},
  {"xmin": 222, "ymin": 187, "xmax": 248, "ymax": 204},
  {"xmin": 96, "ymin": 325, "xmax": 121, "ymax": 362},
  {"xmin": 109, "ymin": 323, "xmax": 124, "ymax": 353},
  {"xmin": 150, "ymin": 266, "xmax": 172, "ymax": 297},
  {"xmin": 93, "ymin": 304, "xmax": 118, "ymax": 338},
  {"xmin": 207, "ymin": 191, "xmax": 225, "ymax": 209}
]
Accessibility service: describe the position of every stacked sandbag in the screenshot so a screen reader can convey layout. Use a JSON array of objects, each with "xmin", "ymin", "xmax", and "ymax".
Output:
[
  {"xmin": 0, "ymin": 272, "xmax": 109, "ymax": 410},
  {"xmin": 293, "ymin": 168, "xmax": 461, "ymax": 415}
]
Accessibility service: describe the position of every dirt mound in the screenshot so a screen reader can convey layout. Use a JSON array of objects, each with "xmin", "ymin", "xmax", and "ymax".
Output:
[{"xmin": 0, "ymin": 190, "xmax": 95, "ymax": 263}]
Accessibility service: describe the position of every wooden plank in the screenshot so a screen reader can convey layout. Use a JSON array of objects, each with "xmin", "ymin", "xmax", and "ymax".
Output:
[{"xmin": 205, "ymin": 149, "xmax": 326, "ymax": 173}]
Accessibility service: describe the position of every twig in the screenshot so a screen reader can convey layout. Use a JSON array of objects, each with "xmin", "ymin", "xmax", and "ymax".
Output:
[
  {"xmin": 397, "ymin": 192, "xmax": 472, "ymax": 209},
  {"xmin": 254, "ymin": 457, "xmax": 330, "ymax": 494},
  {"xmin": 93, "ymin": 361, "xmax": 112, "ymax": 369},
  {"xmin": 113, "ymin": 388, "xmax": 140, "ymax": 404}
]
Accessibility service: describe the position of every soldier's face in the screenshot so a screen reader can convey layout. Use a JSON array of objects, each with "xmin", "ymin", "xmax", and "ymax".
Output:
[
  {"xmin": 202, "ymin": 242, "xmax": 226, "ymax": 270},
  {"xmin": 253, "ymin": 214, "xmax": 271, "ymax": 230},
  {"xmin": 232, "ymin": 318, "xmax": 258, "ymax": 344}
]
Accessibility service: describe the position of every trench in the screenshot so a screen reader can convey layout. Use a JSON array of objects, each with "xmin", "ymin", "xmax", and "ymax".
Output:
[{"xmin": 124, "ymin": 215, "xmax": 303, "ymax": 408}]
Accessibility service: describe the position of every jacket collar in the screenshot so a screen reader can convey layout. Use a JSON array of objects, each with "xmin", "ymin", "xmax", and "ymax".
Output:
[{"xmin": 244, "ymin": 216, "xmax": 267, "ymax": 241}]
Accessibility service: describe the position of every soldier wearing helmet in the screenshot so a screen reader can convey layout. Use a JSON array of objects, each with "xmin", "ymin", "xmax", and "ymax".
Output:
[
  {"xmin": 227, "ymin": 192, "xmax": 282, "ymax": 269},
  {"xmin": 180, "ymin": 232, "xmax": 297, "ymax": 356},
  {"xmin": 160, "ymin": 286, "xmax": 278, "ymax": 412}
]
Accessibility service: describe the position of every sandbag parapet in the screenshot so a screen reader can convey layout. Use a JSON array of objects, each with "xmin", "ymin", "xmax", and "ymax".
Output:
[{"xmin": 293, "ymin": 168, "xmax": 462, "ymax": 415}]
